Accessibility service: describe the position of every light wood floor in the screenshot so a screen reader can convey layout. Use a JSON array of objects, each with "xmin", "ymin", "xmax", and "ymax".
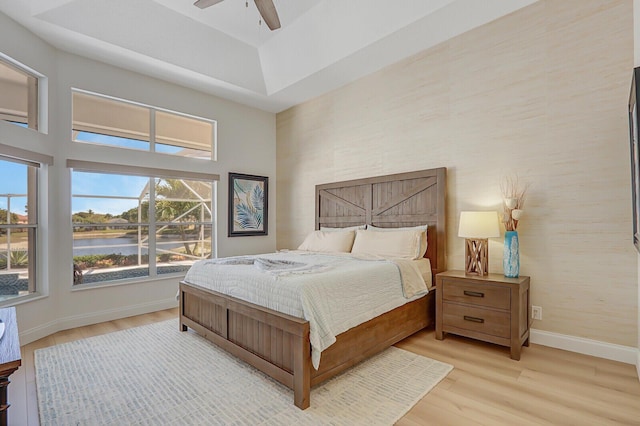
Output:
[{"xmin": 12, "ymin": 309, "xmax": 640, "ymax": 425}]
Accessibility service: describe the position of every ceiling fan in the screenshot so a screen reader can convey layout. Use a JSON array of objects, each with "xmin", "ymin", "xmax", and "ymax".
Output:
[{"xmin": 194, "ymin": 0, "xmax": 281, "ymax": 31}]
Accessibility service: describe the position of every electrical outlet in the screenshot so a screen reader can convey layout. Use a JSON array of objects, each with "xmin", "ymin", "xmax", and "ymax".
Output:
[{"xmin": 531, "ymin": 305, "xmax": 542, "ymax": 320}]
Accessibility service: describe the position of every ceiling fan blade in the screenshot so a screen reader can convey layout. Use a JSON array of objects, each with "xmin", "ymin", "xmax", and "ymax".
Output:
[
  {"xmin": 254, "ymin": 0, "xmax": 281, "ymax": 30},
  {"xmin": 194, "ymin": 0, "xmax": 224, "ymax": 9}
]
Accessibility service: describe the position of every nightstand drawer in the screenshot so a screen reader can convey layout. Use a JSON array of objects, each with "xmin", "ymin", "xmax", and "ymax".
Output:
[
  {"xmin": 442, "ymin": 302, "xmax": 510, "ymax": 338},
  {"xmin": 442, "ymin": 279, "xmax": 510, "ymax": 310}
]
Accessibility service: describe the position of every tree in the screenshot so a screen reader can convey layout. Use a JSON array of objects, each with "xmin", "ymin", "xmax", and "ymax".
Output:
[
  {"xmin": 0, "ymin": 208, "xmax": 19, "ymax": 224},
  {"xmin": 0, "ymin": 208, "xmax": 19, "ymax": 235},
  {"xmin": 119, "ymin": 203, "xmax": 149, "ymax": 223},
  {"xmin": 155, "ymin": 179, "xmax": 210, "ymax": 256},
  {"xmin": 72, "ymin": 210, "xmax": 110, "ymax": 232}
]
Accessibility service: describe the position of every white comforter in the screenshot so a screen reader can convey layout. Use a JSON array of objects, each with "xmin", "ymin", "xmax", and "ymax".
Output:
[{"xmin": 184, "ymin": 251, "xmax": 428, "ymax": 369}]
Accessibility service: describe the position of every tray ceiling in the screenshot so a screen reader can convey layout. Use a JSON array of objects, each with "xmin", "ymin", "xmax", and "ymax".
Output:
[{"xmin": 0, "ymin": 0, "xmax": 537, "ymax": 112}]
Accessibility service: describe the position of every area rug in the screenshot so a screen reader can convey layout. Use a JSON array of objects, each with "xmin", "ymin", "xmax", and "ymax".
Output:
[{"xmin": 35, "ymin": 319, "xmax": 452, "ymax": 425}]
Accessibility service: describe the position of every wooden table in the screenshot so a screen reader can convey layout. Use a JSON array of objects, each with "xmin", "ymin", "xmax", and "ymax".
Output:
[{"xmin": 0, "ymin": 307, "xmax": 21, "ymax": 426}]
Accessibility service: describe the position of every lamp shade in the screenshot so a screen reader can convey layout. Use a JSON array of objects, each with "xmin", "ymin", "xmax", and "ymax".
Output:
[{"xmin": 458, "ymin": 211, "xmax": 500, "ymax": 238}]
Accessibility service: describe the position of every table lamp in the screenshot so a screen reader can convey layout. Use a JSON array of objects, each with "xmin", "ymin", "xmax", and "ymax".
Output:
[{"xmin": 458, "ymin": 211, "xmax": 500, "ymax": 276}]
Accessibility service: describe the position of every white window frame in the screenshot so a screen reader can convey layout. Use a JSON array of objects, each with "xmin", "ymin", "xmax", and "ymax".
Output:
[
  {"xmin": 71, "ymin": 89, "xmax": 217, "ymax": 161},
  {"xmin": 0, "ymin": 143, "xmax": 52, "ymax": 305},
  {"xmin": 67, "ymin": 160, "xmax": 218, "ymax": 287},
  {"xmin": 0, "ymin": 52, "xmax": 48, "ymax": 133}
]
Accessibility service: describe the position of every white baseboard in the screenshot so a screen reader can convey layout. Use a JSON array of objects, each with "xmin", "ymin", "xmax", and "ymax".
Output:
[
  {"xmin": 19, "ymin": 298, "xmax": 179, "ymax": 345},
  {"xmin": 530, "ymin": 329, "xmax": 637, "ymax": 365},
  {"xmin": 636, "ymin": 350, "xmax": 640, "ymax": 380},
  {"xmin": 20, "ymin": 318, "xmax": 59, "ymax": 346}
]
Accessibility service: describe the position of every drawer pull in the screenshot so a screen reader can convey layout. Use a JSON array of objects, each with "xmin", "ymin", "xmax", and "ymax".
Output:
[
  {"xmin": 463, "ymin": 315, "xmax": 485, "ymax": 324},
  {"xmin": 463, "ymin": 290, "xmax": 484, "ymax": 298}
]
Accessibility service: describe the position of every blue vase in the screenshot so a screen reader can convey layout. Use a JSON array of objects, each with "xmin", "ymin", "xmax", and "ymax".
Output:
[{"xmin": 503, "ymin": 230, "xmax": 519, "ymax": 278}]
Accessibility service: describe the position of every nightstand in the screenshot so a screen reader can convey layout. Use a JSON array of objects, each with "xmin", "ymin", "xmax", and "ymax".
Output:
[{"xmin": 435, "ymin": 270, "xmax": 530, "ymax": 360}]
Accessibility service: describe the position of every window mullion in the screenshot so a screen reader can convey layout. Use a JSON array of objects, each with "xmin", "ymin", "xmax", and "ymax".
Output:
[
  {"xmin": 150, "ymin": 108, "xmax": 156, "ymax": 153},
  {"xmin": 148, "ymin": 178, "xmax": 157, "ymax": 276},
  {"xmin": 212, "ymin": 121, "xmax": 217, "ymax": 161},
  {"xmin": 27, "ymin": 76, "xmax": 38, "ymax": 130},
  {"xmin": 212, "ymin": 181, "xmax": 218, "ymax": 259},
  {"xmin": 27, "ymin": 167, "xmax": 37, "ymax": 292}
]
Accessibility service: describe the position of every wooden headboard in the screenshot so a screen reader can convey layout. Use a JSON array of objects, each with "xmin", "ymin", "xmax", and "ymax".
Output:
[{"xmin": 315, "ymin": 168, "xmax": 447, "ymax": 276}]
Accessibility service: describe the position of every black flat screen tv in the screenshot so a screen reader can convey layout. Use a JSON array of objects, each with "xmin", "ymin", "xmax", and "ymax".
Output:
[{"xmin": 628, "ymin": 67, "xmax": 640, "ymax": 253}]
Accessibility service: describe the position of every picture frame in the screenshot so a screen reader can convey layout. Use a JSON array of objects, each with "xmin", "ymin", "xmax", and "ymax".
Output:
[
  {"xmin": 228, "ymin": 172, "xmax": 268, "ymax": 237},
  {"xmin": 628, "ymin": 67, "xmax": 640, "ymax": 253}
]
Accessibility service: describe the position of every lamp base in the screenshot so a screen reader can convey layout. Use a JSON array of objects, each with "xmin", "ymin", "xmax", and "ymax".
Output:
[{"xmin": 464, "ymin": 238, "xmax": 489, "ymax": 276}]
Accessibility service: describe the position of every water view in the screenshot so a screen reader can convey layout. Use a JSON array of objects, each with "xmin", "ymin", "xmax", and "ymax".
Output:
[{"xmin": 72, "ymin": 237, "xmax": 186, "ymax": 256}]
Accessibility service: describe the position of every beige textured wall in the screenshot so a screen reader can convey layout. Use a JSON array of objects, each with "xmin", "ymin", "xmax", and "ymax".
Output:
[{"xmin": 276, "ymin": 0, "xmax": 637, "ymax": 346}]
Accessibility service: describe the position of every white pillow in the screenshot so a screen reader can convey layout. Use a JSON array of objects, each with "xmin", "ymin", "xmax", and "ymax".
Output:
[
  {"xmin": 350, "ymin": 229, "xmax": 423, "ymax": 259},
  {"xmin": 320, "ymin": 224, "xmax": 366, "ymax": 232},
  {"xmin": 297, "ymin": 230, "xmax": 356, "ymax": 253},
  {"xmin": 367, "ymin": 225, "xmax": 428, "ymax": 258}
]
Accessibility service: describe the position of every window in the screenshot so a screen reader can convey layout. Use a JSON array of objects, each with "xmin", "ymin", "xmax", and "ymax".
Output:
[
  {"xmin": 0, "ymin": 56, "xmax": 39, "ymax": 130},
  {"xmin": 70, "ymin": 166, "xmax": 215, "ymax": 286},
  {"xmin": 72, "ymin": 90, "xmax": 216, "ymax": 160},
  {"xmin": 0, "ymin": 147, "xmax": 49, "ymax": 301}
]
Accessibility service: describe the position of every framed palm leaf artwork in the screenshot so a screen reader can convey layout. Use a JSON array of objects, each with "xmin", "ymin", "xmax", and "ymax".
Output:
[{"xmin": 228, "ymin": 173, "xmax": 268, "ymax": 237}]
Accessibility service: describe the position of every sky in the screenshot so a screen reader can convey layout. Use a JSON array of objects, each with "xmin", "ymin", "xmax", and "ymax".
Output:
[
  {"xmin": 71, "ymin": 171, "xmax": 149, "ymax": 216},
  {"xmin": 0, "ymin": 160, "xmax": 28, "ymax": 216},
  {"xmin": 76, "ymin": 131, "xmax": 182, "ymax": 155},
  {"xmin": 0, "ymin": 158, "xmax": 149, "ymax": 216},
  {"xmin": 1, "ymin": 129, "xmax": 187, "ymax": 216}
]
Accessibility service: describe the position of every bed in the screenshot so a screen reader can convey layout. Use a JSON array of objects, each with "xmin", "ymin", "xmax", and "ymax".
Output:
[{"xmin": 179, "ymin": 167, "xmax": 446, "ymax": 409}]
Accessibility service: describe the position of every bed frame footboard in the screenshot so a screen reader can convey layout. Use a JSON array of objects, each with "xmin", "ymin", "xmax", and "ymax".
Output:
[{"xmin": 179, "ymin": 282, "xmax": 311, "ymax": 409}]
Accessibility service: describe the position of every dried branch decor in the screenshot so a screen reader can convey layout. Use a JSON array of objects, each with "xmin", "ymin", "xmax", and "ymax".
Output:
[{"xmin": 500, "ymin": 176, "xmax": 529, "ymax": 231}]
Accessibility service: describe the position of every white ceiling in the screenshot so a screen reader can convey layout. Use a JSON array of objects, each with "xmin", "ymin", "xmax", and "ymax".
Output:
[{"xmin": 0, "ymin": 0, "xmax": 538, "ymax": 113}]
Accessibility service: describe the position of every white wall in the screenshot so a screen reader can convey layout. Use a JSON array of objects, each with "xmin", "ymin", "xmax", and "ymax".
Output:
[
  {"xmin": 277, "ymin": 0, "xmax": 638, "ymax": 360},
  {"xmin": 0, "ymin": 12, "xmax": 276, "ymax": 344}
]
